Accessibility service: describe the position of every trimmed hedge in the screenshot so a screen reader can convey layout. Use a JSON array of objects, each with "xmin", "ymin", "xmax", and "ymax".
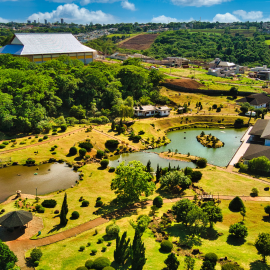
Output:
[
  {"xmin": 85, "ymin": 260, "xmax": 94, "ymax": 269},
  {"xmin": 100, "ymin": 159, "xmax": 109, "ymax": 168},
  {"xmin": 71, "ymin": 211, "xmax": 80, "ymax": 219},
  {"xmin": 69, "ymin": 147, "xmax": 78, "ymax": 156},
  {"xmin": 82, "ymin": 200, "xmax": 90, "ymax": 207},
  {"xmin": 41, "ymin": 199, "xmax": 57, "ymax": 208},
  {"xmin": 229, "ymin": 196, "xmax": 245, "ymax": 212},
  {"xmin": 204, "ymin": 253, "xmax": 218, "ymax": 265},
  {"xmin": 160, "ymin": 240, "xmax": 173, "ymax": 253},
  {"xmin": 105, "ymin": 140, "xmax": 119, "ymax": 149},
  {"xmin": 153, "ymin": 196, "xmax": 163, "ymax": 208},
  {"xmin": 92, "ymin": 257, "xmax": 111, "ymax": 270}
]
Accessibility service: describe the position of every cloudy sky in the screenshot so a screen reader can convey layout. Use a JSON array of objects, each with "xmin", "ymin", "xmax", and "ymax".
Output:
[{"xmin": 0, "ymin": 0, "xmax": 269, "ymax": 25}]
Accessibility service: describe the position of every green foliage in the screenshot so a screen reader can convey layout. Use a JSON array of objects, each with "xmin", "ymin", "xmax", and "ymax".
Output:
[
  {"xmin": 106, "ymin": 223, "xmax": 120, "ymax": 237},
  {"xmin": 184, "ymin": 256, "xmax": 195, "ymax": 270},
  {"xmin": 105, "ymin": 140, "xmax": 119, "ymax": 149},
  {"xmin": 248, "ymin": 156, "xmax": 270, "ymax": 174},
  {"xmin": 234, "ymin": 118, "xmax": 244, "ymax": 128},
  {"xmin": 172, "ymin": 199, "xmax": 195, "ymax": 226},
  {"xmin": 100, "ymin": 159, "xmax": 109, "ymax": 168},
  {"xmin": 41, "ymin": 199, "xmax": 57, "ymax": 208},
  {"xmin": 30, "ymin": 248, "xmax": 43, "ymax": 262},
  {"xmin": 95, "ymin": 200, "xmax": 103, "ymax": 207},
  {"xmin": 164, "ymin": 253, "xmax": 180, "ymax": 270},
  {"xmin": 114, "ymin": 231, "xmax": 130, "ymax": 265},
  {"xmin": 255, "ymin": 233, "xmax": 270, "ymax": 262},
  {"xmin": 103, "ymin": 267, "xmax": 115, "ymax": 270},
  {"xmin": 111, "ymin": 161, "xmax": 155, "ymax": 204},
  {"xmin": 191, "ymin": 171, "xmax": 203, "ymax": 182},
  {"xmin": 79, "ymin": 246, "xmax": 85, "ymax": 251},
  {"xmin": 108, "ymin": 167, "xmax": 115, "ymax": 173},
  {"xmin": 76, "ymin": 267, "xmax": 87, "ymax": 270},
  {"xmin": 222, "ymin": 263, "xmax": 244, "ymax": 270},
  {"xmin": 79, "ymin": 148, "xmax": 87, "ymax": 157},
  {"xmin": 204, "ymin": 253, "xmax": 218, "ymax": 265},
  {"xmin": 81, "ymin": 200, "xmax": 89, "ymax": 207},
  {"xmin": 153, "ymin": 196, "xmax": 163, "ymax": 208},
  {"xmin": 240, "ymin": 105, "xmax": 249, "ymax": 114},
  {"xmin": 264, "ymin": 205, "xmax": 270, "ymax": 216},
  {"xmin": 202, "ymin": 201, "xmax": 223, "ymax": 228},
  {"xmin": 160, "ymin": 240, "xmax": 173, "ymax": 253},
  {"xmin": 70, "ymin": 105, "xmax": 86, "ymax": 119},
  {"xmin": 71, "ymin": 211, "xmax": 80, "ymax": 219},
  {"xmin": 78, "ymin": 141, "xmax": 93, "ymax": 151},
  {"xmin": 61, "ymin": 124, "xmax": 67, "ymax": 132},
  {"xmin": 251, "ymin": 187, "xmax": 259, "ymax": 197},
  {"xmin": 197, "ymin": 158, "xmax": 207, "ymax": 168},
  {"xmin": 96, "ymin": 150, "xmax": 105, "ymax": 159},
  {"xmin": 229, "ymin": 196, "xmax": 245, "ymax": 212},
  {"xmin": 69, "ymin": 147, "xmax": 77, "ymax": 156},
  {"xmin": 130, "ymin": 215, "xmax": 151, "ymax": 234},
  {"xmin": 0, "ymin": 240, "xmax": 18, "ymax": 269},
  {"xmin": 200, "ymin": 260, "xmax": 215, "ymax": 270},
  {"xmin": 60, "ymin": 193, "xmax": 68, "ymax": 227},
  {"xmin": 92, "ymin": 257, "xmax": 111, "ymax": 270},
  {"xmin": 229, "ymin": 222, "xmax": 248, "ymax": 238}
]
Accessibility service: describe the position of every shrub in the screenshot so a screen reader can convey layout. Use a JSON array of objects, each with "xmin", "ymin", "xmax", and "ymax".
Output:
[
  {"xmin": 184, "ymin": 167, "xmax": 193, "ymax": 176},
  {"xmin": 82, "ymin": 200, "xmax": 90, "ymax": 207},
  {"xmin": 76, "ymin": 267, "xmax": 87, "ymax": 270},
  {"xmin": 204, "ymin": 253, "xmax": 218, "ymax": 265},
  {"xmin": 97, "ymin": 197, "xmax": 101, "ymax": 201},
  {"xmin": 2, "ymin": 141, "xmax": 9, "ymax": 145},
  {"xmin": 95, "ymin": 200, "xmax": 103, "ymax": 207},
  {"xmin": 38, "ymin": 138, "xmax": 43, "ymax": 142},
  {"xmin": 216, "ymin": 107, "xmax": 221, "ymax": 112},
  {"xmin": 100, "ymin": 159, "xmax": 109, "ymax": 168},
  {"xmin": 85, "ymin": 260, "xmax": 94, "ymax": 269},
  {"xmin": 92, "ymin": 257, "xmax": 111, "ymax": 270},
  {"xmin": 108, "ymin": 167, "xmax": 115, "ymax": 173},
  {"xmin": 138, "ymin": 130, "xmax": 145, "ymax": 135},
  {"xmin": 105, "ymin": 140, "xmax": 119, "ymax": 149},
  {"xmin": 87, "ymin": 242, "xmax": 91, "ymax": 247},
  {"xmin": 43, "ymin": 135, "xmax": 48, "ymax": 140},
  {"xmin": 229, "ymin": 196, "xmax": 245, "ymax": 212},
  {"xmin": 222, "ymin": 263, "xmax": 244, "ymax": 270},
  {"xmin": 79, "ymin": 148, "xmax": 87, "ymax": 157},
  {"xmin": 11, "ymin": 139, "xmax": 16, "ymax": 142},
  {"xmin": 229, "ymin": 222, "xmax": 248, "ymax": 238},
  {"xmin": 35, "ymin": 205, "xmax": 45, "ymax": 213},
  {"xmin": 91, "ymin": 249, "xmax": 97, "ymax": 255},
  {"xmin": 33, "ymin": 261, "xmax": 39, "ymax": 267},
  {"xmin": 102, "ymin": 247, "xmax": 107, "ymax": 252},
  {"xmin": 153, "ymin": 196, "xmax": 163, "ymax": 208},
  {"xmin": 212, "ymin": 104, "xmax": 217, "ymax": 109},
  {"xmin": 234, "ymin": 118, "xmax": 244, "ymax": 128},
  {"xmin": 191, "ymin": 171, "xmax": 203, "ymax": 182},
  {"xmin": 61, "ymin": 124, "xmax": 67, "ymax": 132},
  {"xmin": 71, "ymin": 211, "xmax": 80, "ymax": 219},
  {"xmin": 52, "ymin": 132, "xmax": 57, "ymax": 135},
  {"xmin": 97, "ymin": 238, "xmax": 104, "ymax": 244},
  {"xmin": 54, "ymin": 210, "xmax": 59, "ymax": 214},
  {"xmin": 79, "ymin": 142, "xmax": 93, "ymax": 151},
  {"xmin": 0, "ymin": 144, "xmax": 6, "ymax": 149},
  {"xmin": 197, "ymin": 158, "xmax": 207, "ymax": 168},
  {"xmin": 79, "ymin": 246, "xmax": 85, "ymax": 251},
  {"xmin": 106, "ymin": 223, "xmax": 120, "ymax": 237},
  {"xmin": 132, "ymin": 135, "xmax": 142, "ymax": 142},
  {"xmin": 264, "ymin": 205, "xmax": 270, "ymax": 216},
  {"xmin": 160, "ymin": 240, "xmax": 173, "ymax": 253},
  {"xmin": 96, "ymin": 150, "xmax": 105, "ymax": 159},
  {"xmin": 30, "ymin": 248, "xmax": 43, "ymax": 261},
  {"xmin": 41, "ymin": 199, "xmax": 57, "ymax": 208},
  {"xmin": 103, "ymin": 267, "xmax": 115, "ymax": 270},
  {"xmin": 251, "ymin": 187, "xmax": 259, "ymax": 197},
  {"xmin": 52, "ymin": 151, "xmax": 56, "ymax": 155},
  {"xmin": 69, "ymin": 147, "xmax": 78, "ymax": 156}
]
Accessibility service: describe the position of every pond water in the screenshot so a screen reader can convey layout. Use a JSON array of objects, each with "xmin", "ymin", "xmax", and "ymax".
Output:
[
  {"xmin": 0, "ymin": 163, "xmax": 79, "ymax": 203},
  {"xmin": 110, "ymin": 128, "xmax": 247, "ymax": 169}
]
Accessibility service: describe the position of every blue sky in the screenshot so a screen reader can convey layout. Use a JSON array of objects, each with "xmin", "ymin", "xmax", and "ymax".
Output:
[{"xmin": 0, "ymin": 0, "xmax": 270, "ymax": 25}]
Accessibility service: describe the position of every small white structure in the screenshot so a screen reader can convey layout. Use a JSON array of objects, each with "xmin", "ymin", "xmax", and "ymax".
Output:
[
  {"xmin": 133, "ymin": 105, "xmax": 171, "ymax": 117},
  {"xmin": 245, "ymin": 111, "xmax": 256, "ymax": 117},
  {"xmin": 156, "ymin": 106, "xmax": 172, "ymax": 117}
]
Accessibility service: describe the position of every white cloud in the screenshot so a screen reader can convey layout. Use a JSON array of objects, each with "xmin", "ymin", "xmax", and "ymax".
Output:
[
  {"xmin": 0, "ymin": 0, "xmax": 18, "ymax": 1},
  {"xmin": 151, "ymin": 15, "xmax": 178, "ymax": 23},
  {"xmin": 27, "ymin": 3, "xmax": 115, "ymax": 24},
  {"xmin": 0, "ymin": 17, "xmax": 9, "ymax": 23},
  {"xmin": 233, "ymin": 10, "xmax": 263, "ymax": 20},
  {"xmin": 121, "ymin": 0, "xmax": 136, "ymax": 11},
  {"xmin": 80, "ymin": 0, "xmax": 119, "ymax": 4},
  {"xmin": 171, "ymin": 0, "xmax": 231, "ymax": 7},
  {"xmin": 213, "ymin": 12, "xmax": 240, "ymax": 23}
]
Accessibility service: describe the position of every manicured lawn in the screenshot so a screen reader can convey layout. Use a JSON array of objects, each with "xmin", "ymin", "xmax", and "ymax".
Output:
[{"xmin": 265, "ymin": 40, "xmax": 270, "ymax": 45}]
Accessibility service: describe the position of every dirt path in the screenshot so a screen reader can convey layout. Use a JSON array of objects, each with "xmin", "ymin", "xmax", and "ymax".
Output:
[{"xmin": 0, "ymin": 128, "xmax": 87, "ymax": 155}]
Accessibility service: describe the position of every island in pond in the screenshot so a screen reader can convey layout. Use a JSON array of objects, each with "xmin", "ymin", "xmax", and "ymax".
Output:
[{"xmin": 196, "ymin": 131, "xmax": 224, "ymax": 148}]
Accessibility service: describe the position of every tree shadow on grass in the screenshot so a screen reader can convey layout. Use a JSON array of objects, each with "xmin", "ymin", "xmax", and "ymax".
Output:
[
  {"xmin": 262, "ymin": 216, "xmax": 270, "ymax": 223},
  {"xmin": 155, "ymin": 186, "xmax": 183, "ymax": 199},
  {"xmin": 47, "ymin": 224, "xmax": 64, "ymax": 234},
  {"xmin": 74, "ymin": 156, "xmax": 84, "ymax": 161},
  {"xmin": 201, "ymin": 227, "xmax": 219, "ymax": 241},
  {"xmin": 250, "ymin": 260, "xmax": 270, "ymax": 270},
  {"xmin": 226, "ymin": 235, "xmax": 246, "ymax": 246},
  {"xmin": 111, "ymin": 259, "xmax": 131, "ymax": 270},
  {"xmin": 166, "ymin": 223, "xmax": 188, "ymax": 239}
]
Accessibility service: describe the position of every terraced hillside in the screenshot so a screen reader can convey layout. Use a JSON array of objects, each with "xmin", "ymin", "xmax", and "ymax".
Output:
[{"xmin": 119, "ymin": 34, "xmax": 158, "ymax": 50}]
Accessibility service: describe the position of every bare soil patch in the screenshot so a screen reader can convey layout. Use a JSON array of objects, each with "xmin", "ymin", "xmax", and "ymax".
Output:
[
  {"xmin": 119, "ymin": 34, "xmax": 158, "ymax": 50},
  {"xmin": 164, "ymin": 78, "xmax": 203, "ymax": 89}
]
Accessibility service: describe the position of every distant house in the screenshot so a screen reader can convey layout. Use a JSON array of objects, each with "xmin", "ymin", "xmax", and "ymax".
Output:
[
  {"xmin": 133, "ymin": 105, "xmax": 171, "ymax": 117},
  {"xmin": 236, "ymin": 93, "xmax": 270, "ymax": 109}
]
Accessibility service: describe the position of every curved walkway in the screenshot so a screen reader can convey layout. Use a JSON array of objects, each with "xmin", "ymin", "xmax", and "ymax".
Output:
[{"xmin": 5, "ymin": 195, "xmax": 270, "ymax": 268}]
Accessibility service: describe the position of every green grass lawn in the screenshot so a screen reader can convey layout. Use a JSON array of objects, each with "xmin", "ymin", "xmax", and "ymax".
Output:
[{"xmin": 265, "ymin": 40, "xmax": 270, "ymax": 45}]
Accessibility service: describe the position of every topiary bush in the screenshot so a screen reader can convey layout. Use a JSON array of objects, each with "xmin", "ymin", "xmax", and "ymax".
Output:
[
  {"xmin": 0, "ymin": 144, "xmax": 6, "ymax": 149},
  {"xmin": 222, "ymin": 263, "xmax": 244, "ymax": 270},
  {"xmin": 106, "ymin": 223, "xmax": 120, "ymax": 237},
  {"xmin": 95, "ymin": 200, "xmax": 103, "ymax": 207},
  {"xmin": 71, "ymin": 211, "xmax": 80, "ymax": 219},
  {"xmin": 79, "ymin": 141, "xmax": 93, "ymax": 151},
  {"xmin": 61, "ymin": 124, "xmax": 67, "ymax": 132},
  {"xmin": 79, "ymin": 148, "xmax": 87, "ymax": 157},
  {"xmin": 69, "ymin": 147, "xmax": 78, "ymax": 156},
  {"xmin": 100, "ymin": 159, "xmax": 109, "ymax": 168},
  {"xmin": 197, "ymin": 158, "xmax": 207, "ymax": 168},
  {"xmin": 204, "ymin": 253, "xmax": 218, "ymax": 265},
  {"xmin": 79, "ymin": 246, "xmax": 85, "ymax": 251},
  {"xmin": 160, "ymin": 240, "xmax": 173, "ymax": 253},
  {"xmin": 97, "ymin": 238, "xmax": 104, "ymax": 244},
  {"xmin": 153, "ymin": 196, "xmax": 163, "ymax": 208},
  {"xmin": 43, "ymin": 135, "xmax": 48, "ymax": 140},
  {"xmin": 92, "ymin": 257, "xmax": 111, "ymax": 270},
  {"xmin": 265, "ymin": 205, "xmax": 270, "ymax": 216},
  {"xmin": 76, "ymin": 267, "xmax": 88, "ymax": 270},
  {"xmin": 108, "ymin": 167, "xmax": 115, "ymax": 173},
  {"xmin": 41, "ymin": 199, "xmax": 57, "ymax": 208},
  {"xmin": 229, "ymin": 196, "xmax": 245, "ymax": 212},
  {"xmin": 96, "ymin": 150, "xmax": 105, "ymax": 159},
  {"xmin": 82, "ymin": 200, "xmax": 90, "ymax": 207},
  {"xmin": 105, "ymin": 140, "xmax": 119, "ymax": 150},
  {"xmin": 85, "ymin": 260, "xmax": 94, "ymax": 269},
  {"xmin": 91, "ymin": 249, "xmax": 97, "ymax": 255},
  {"xmin": 30, "ymin": 248, "xmax": 43, "ymax": 261},
  {"xmin": 191, "ymin": 171, "xmax": 203, "ymax": 182}
]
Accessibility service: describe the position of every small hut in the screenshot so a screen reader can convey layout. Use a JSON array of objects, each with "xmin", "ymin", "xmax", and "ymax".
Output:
[{"xmin": 0, "ymin": 210, "xmax": 33, "ymax": 229}]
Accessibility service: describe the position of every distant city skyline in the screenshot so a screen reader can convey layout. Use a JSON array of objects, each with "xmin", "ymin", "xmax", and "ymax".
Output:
[{"xmin": 0, "ymin": 0, "xmax": 270, "ymax": 25}]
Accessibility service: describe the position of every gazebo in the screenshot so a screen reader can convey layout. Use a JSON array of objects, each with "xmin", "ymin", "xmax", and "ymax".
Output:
[{"xmin": 0, "ymin": 210, "xmax": 33, "ymax": 229}]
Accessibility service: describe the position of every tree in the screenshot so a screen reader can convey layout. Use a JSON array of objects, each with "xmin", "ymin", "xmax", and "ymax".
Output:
[
  {"xmin": 184, "ymin": 256, "xmax": 195, "ymax": 270},
  {"xmin": 240, "ymin": 207, "xmax": 246, "ymax": 221},
  {"xmin": 230, "ymin": 86, "xmax": 238, "ymax": 97},
  {"xmin": 111, "ymin": 119, "xmax": 115, "ymax": 131},
  {"xmin": 251, "ymin": 187, "xmax": 259, "ymax": 197},
  {"xmin": 197, "ymin": 158, "xmax": 207, "ymax": 168},
  {"xmin": 264, "ymin": 205, "xmax": 270, "ymax": 216},
  {"xmin": 114, "ymin": 231, "xmax": 130, "ymax": 265},
  {"xmin": 146, "ymin": 160, "xmax": 151, "ymax": 172},
  {"xmin": 229, "ymin": 222, "xmax": 248, "ymax": 238},
  {"xmin": 111, "ymin": 161, "xmax": 155, "ymax": 204},
  {"xmin": 30, "ymin": 248, "xmax": 43, "ymax": 261},
  {"xmin": 60, "ymin": 193, "xmax": 68, "ymax": 226},
  {"xmin": 153, "ymin": 196, "xmax": 163, "ymax": 208},
  {"xmin": 0, "ymin": 240, "xmax": 18, "ymax": 269},
  {"xmin": 129, "ymin": 215, "xmax": 151, "ymax": 234},
  {"xmin": 172, "ymin": 199, "xmax": 195, "ymax": 226},
  {"xmin": 234, "ymin": 118, "xmax": 244, "ymax": 128},
  {"xmin": 255, "ymin": 233, "xmax": 270, "ymax": 262},
  {"xmin": 202, "ymin": 202, "xmax": 223, "ymax": 228},
  {"xmin": 200, "ymin": 260, "xmax": 215, "ymax": 270},
  {"xmin": 164, "ymin": 253, "xmax": 180, "ymax": 270},
  {"xmin": 156, "ymin": 164, "xmax": 161, "ymax": 183},
  {"xmin": 160, "ymin": 171, "xmax": 192, "ymax": 192},
  {"xmin": 69, "ymin": 105, "xmax": 86, "ymax": 119},
  {"xmin": 79, "ymin": 148, "xmax": 87, "ymax": 157},
  {"xmin": 248, "ymin": 156, "xmax": 270, "ymax": 174},
  {"xmin": 69, "ymin": 146, "xmax": 77, "ymax": 156},
  {"xmin": 130, "ymin": 230, "xmax": 147, "ymax": 270},
  {"xmin": 229, "ymin": 196, "xmax": 245, "ymax": 212},
  {"xmin": 240, "ymin": 105, "xmax": 249, "ymax": 114}
]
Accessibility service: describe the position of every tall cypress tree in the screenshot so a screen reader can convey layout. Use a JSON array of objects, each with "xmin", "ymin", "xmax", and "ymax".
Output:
[
  {"xmin": 156, "ymin": 164, "xmax": 160, "ymax": 183},
  {"xmin": 168, "ymin": 162, "xmax": 171, "ymax": 172},
  {"xmin": 146, "ymin": 160, "xmax": 151, "ymax": 173},
  {"xmin": 60, "ymin": 193, "xmax": 68, "ymax": 227},
  {"xmin": 130, "ymin": 230, "xmax": 147, "ymax": 270},
  {"xmin": 111, "ymin": 119, "xmax": 115, "ymax": 131},
  {"xmin": 114, "ymin": 231, "xmax": 130, "ymax": 265}
]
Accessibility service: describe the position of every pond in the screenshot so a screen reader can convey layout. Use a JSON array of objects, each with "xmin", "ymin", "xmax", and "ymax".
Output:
[
  {"xmin": 0, "ymin": 163, "xmax": 79, "ymax": 203},
  {"xmin": 109, "ymin": 128, "xmax": 247, "ymax": 169}
]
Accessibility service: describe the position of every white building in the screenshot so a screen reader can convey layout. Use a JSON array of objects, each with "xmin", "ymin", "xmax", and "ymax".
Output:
[{"xmin": 133, "ymin": 105, "xmax": 171, "ymax": 117}]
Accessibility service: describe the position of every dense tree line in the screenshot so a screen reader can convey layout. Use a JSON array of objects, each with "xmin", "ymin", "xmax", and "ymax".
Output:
[
  {"xmin": 147, "ymin": 30, "xmax": 270, "ymax": 66},
  {"xmin": 0, "ymin": 55, "xmax": 165, "ymax": 133}
]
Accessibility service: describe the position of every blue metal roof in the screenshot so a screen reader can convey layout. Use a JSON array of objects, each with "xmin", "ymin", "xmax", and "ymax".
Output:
[{"xmin": 0, "ymin": 45, "xmax": 24, "ymax": 55}]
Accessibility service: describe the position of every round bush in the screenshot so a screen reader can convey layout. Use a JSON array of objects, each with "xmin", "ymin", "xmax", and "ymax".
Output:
[
  {"xmin": 61, "ymin": 124, "xmax": 67, "ymax": 132},
  {"xmin": 92, "ymin": 257, "xmax": 111, "ymax": 270},
  {"xmin": 184, "ymin": 167, "xmax": 193, "ymax": 176},
  {"xmin": 191, "ymin": 171, "xmax": 203, "ymax": 182},
  {"xmin": 204, "ymin": 253, "xmax": 218, "ymax": 265},
  {"xmin": 95, "ymin": 200, "xmax": 103, "ymax": 207},
  {"xmin": 79, "ymin": 246, "xmax": 85, "ymax": 251},
  {"xmin": 105, "ymin": 140, "xmax": 119, "ymax": 149},
  {"xmin": 76, "ymin": 267, "xmax": 88, "ymax": 270},
  {"xmin": 229, "ymin": 196, "xmax": 245, "ymax": 212},
  {"xmin": 160, "ymin": 240, "xmax": 173, "ymax": 253},
  {"xmin": 100, "ymin": 159, "xmax": 109, "ymax": 168},
  {"xmin": 30, "ymin": 248, "xmax": 43, "ymax": 261},
  {"xmin": 0, "ymin": 144, "xmax": 6, "ymax": 149},
  {"xmin": 38, "ymin": 138, "xmax": 43, "ymax": 142},
  {"xmin": 96, "ymin": 150, "xmax": 105, "ymax": 159},
  {"xmin": 106, "ymin": 223, "xmax": 120, "ymax": 236},
  {"xmin": 82, "ymin": 200, "xmax": 90, "ymax": 207},
  {"xmin": 54, "ymin": 210, "xmax": 59, "ymax": 214},
  {"xmin": 43, "ymin": 135, "xmax": 48, "ymax": 140},
  {"xmin": 79, "ymin": 148, "xmax": 87, "ymax": 157},
  {"xmin": 103, "ymin": 267, "xmax": 115, "ymax": 270},
  {"xmin": 97, "ymin": 197, "xmax": 101, "ymax": 201},
  {"xmin": 79, "ymin": 141, "xmax": 93, "ymax": 151},
  {"xmin": 229, "ymin": 223, "xmax": 248, "ymax": 238},
  {"xmin": 98, "ymin": 238, "xmax": 104, "ymax": 244},
  {"xmin": 91, "ymin": 249, "xmax": 97, "ymax": 255},
  {"xmin": 108, "ymin": 167, "xmax": 115, "ymax": 173},
  {"xmin": 69, "ymin": 147, "xmax": 78, "ymax": 156},
  {"xmin": 222, "ymin": 263, "xmax": 244, "ymax": 270},
  {"xmin": 41, "ymin": 199, "xmax": 57, "ymax": 208},
  {"xmin": 197, "ymin": 158, "xmax": 207, "ymax": 168},
  {"xmin": 33, "ymin": 261, "xmax": 39, "ymax": 267},
  {"xmin": 71, "ymin": 211, "xmax": 80, "ymax": 219},
  {"xmin": 2, "ymin": 141, "xmax": 9, "ymax": 145},
  {"xmin": 52, "ymin": 132, "xmax": 57, "ymax": 135},
  {"xmin": 85, "ymin": 260, "xmax": 94, "ymax": 269},
  {"xmin": 153, "ymin": 196, "xmax": 163, "ymax": 208}
]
